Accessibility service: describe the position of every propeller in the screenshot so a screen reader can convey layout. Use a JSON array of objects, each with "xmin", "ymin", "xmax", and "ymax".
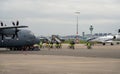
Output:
[
  {"xmin": 12, "ymin": 21, "xmax": 20, "ymax": 40},
  {"xmin": 12, "ymin": 29, "xmax": 19, "ymax": 40},
  {"xmin": 1, "ymin": 22, "xmax": 3, "ymax": 26},
  {"xmin": 1, "ymin": 22, "xmax": 7, "ymax": 26},
  {"xmin": 16, "ymin": 20, "xmax": 19, "ymax": 26},
  {"xmin": 12, "ymin": 32, "xmax": 19, "ymax": 40},
  {"xmin": 15, "ymin": 28, "xmax": 19, "ymax": 40},
  {"xmin": 12, "ymin": 21, "xmax": 19, "ymax": 26}
]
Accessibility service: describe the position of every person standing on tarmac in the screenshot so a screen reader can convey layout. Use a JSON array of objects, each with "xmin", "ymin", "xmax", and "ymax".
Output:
[
  {"xmin": 50, "ymin": 41, "xmax": 53, "ymax": 48},
  {"xmin": 69, "ymin": 40, "xmax": 75, "ymax": 49},
  {"xmin": 56, "ymin": 42, "xmax": 59, "ymax": 48},
  {"xmin": 39, "ymin": 41, "xmax": 43, "ymax": 48},
  {"xmin": 86, "ymin": 41, "xmax": 92, "ymax": 49}
]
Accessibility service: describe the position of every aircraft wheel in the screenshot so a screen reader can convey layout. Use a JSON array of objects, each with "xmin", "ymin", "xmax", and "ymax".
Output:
[
  {"xmin": 116, "ymin": 42, "xmax": 120, "ymax": 45},
  {"xmin": 10, "ymin": 48, "xmax": 13, "ymax": 51},
  {"xmin": 111, "ymin": 43, "xmax": 113, "ymax": 45},
  {"xmin": 103, "ymin": 43, "xmax": 105, "ymax": 45}
]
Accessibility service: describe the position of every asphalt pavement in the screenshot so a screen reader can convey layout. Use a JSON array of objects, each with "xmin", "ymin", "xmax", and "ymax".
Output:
[
  {"xmin": 0, "ymin": 44, "xmax": 120, "ymax": 59},
  {"xmin": 0, "ymin": 44, "xmax": 120, "ymax": 74}
]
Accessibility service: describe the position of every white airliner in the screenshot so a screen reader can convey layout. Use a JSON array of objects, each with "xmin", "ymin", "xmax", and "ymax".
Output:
[{"xmin": 87, "ymin": 29, "xmax": 120, "ymax": 45}]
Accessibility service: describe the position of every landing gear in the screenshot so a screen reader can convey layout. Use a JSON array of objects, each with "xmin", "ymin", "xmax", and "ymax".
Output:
[
  {"xmin": 9, "ymin": 46, "xmax": 40, "ymax": 51},
  {"xmin": 103, "ymin": 43, "xmax": 106, "ymax": 45},
  {"xmin": 111, "ymin": 43, "xmax": 114, "ymax": 45},
  {"xmin": 116, "ymin": 42, "xmax": 120, "ymax": 45}
]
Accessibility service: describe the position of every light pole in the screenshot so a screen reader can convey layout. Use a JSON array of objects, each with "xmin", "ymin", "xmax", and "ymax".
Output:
[{"xmin": 75, "ymin": 11, "xmax": 80, "ymax": 43}]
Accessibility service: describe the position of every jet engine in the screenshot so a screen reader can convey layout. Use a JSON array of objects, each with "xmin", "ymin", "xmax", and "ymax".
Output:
[{"xmin": 113, "ymin": 35, "xmax": 120, "ymax": 40}]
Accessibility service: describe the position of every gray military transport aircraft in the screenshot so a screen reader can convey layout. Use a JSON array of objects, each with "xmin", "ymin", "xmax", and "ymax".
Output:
[{"xmin": 0, "ymin": 21, "xmax": 40, "ymax": 51}]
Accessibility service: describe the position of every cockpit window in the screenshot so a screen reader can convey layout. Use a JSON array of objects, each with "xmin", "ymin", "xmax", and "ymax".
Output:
[
  {"xmin": 28, "ymin": 31, "xmax": 35, "ymax": 39},
  {"xmin": 30, "ymin": 31, "xmax": 34, "ymax": 35}
]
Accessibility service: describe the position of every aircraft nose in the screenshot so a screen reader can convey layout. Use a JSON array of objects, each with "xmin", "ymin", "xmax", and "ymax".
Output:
[{"xmin": 34, "ymin": 37, "xmax": 40, "ymax": 44}]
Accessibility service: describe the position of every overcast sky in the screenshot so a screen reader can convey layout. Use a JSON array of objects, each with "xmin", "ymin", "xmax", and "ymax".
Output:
[{"xmin": 0, "ymin": 0, "xmax": 120, "ymax": 36}]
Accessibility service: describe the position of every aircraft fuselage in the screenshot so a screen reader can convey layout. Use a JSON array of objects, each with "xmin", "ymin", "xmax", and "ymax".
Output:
[{"xmin": 0, "ymin": 29, "xmax": 39, "ymax": 48}]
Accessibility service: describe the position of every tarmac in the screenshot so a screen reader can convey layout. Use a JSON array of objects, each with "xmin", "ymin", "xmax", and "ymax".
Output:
[{"xmin": 0, "ymin": 44, "xmax": 120, "ymax": 74}]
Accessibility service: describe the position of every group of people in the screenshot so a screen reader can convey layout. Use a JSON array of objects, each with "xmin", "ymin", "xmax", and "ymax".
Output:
[
  {"xmin": 38, "ymin": 40, "xmax": 92, "ymax": 50},
  {"xmin": 39, "ymin": 41, "xmax": 62, "ymax": 49},
  {"xmin": 69, "ymin": 41, "xmax": 92, "ymax": 49}
]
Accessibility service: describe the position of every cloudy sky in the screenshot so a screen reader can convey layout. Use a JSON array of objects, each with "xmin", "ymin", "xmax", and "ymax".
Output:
[{"xmin": 0, "ymin": 0, "xmax": 120, "ymax": 36}]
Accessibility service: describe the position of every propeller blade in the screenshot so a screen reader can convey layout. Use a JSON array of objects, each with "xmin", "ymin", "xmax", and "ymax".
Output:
[
  {"xmin": 12, "ymin": 22, "xmax": 15, "ymax": 26},
  {"xmin": 12, "ymin": 34, "xmax": 15, "ymax": 39},
  {"xmin": 16, "ymin": 33, "xmax": 19, "ymax": 40},
  {"xmin": 12, "ymin": 31, "xmax": 19, "ymax": 40},
  {"xmin": 1, "ymin": 22, "xmax": 3, "ymax": 26},
  {"xmin": 15, "ymin": 28, "xmax": 19, "ymax": 40},
  {"xmin": 16, "ymin": 21, "xmax": 19, "ymax": 26},
  {"xmin": 1, "ymin": 34, "xmax": 4, "ymax": 42}
]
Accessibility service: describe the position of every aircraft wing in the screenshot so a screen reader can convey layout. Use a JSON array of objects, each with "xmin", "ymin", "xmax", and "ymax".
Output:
[{"xmin": 0, "ymin": 26, "xmax": 28, "ymax": 29}]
